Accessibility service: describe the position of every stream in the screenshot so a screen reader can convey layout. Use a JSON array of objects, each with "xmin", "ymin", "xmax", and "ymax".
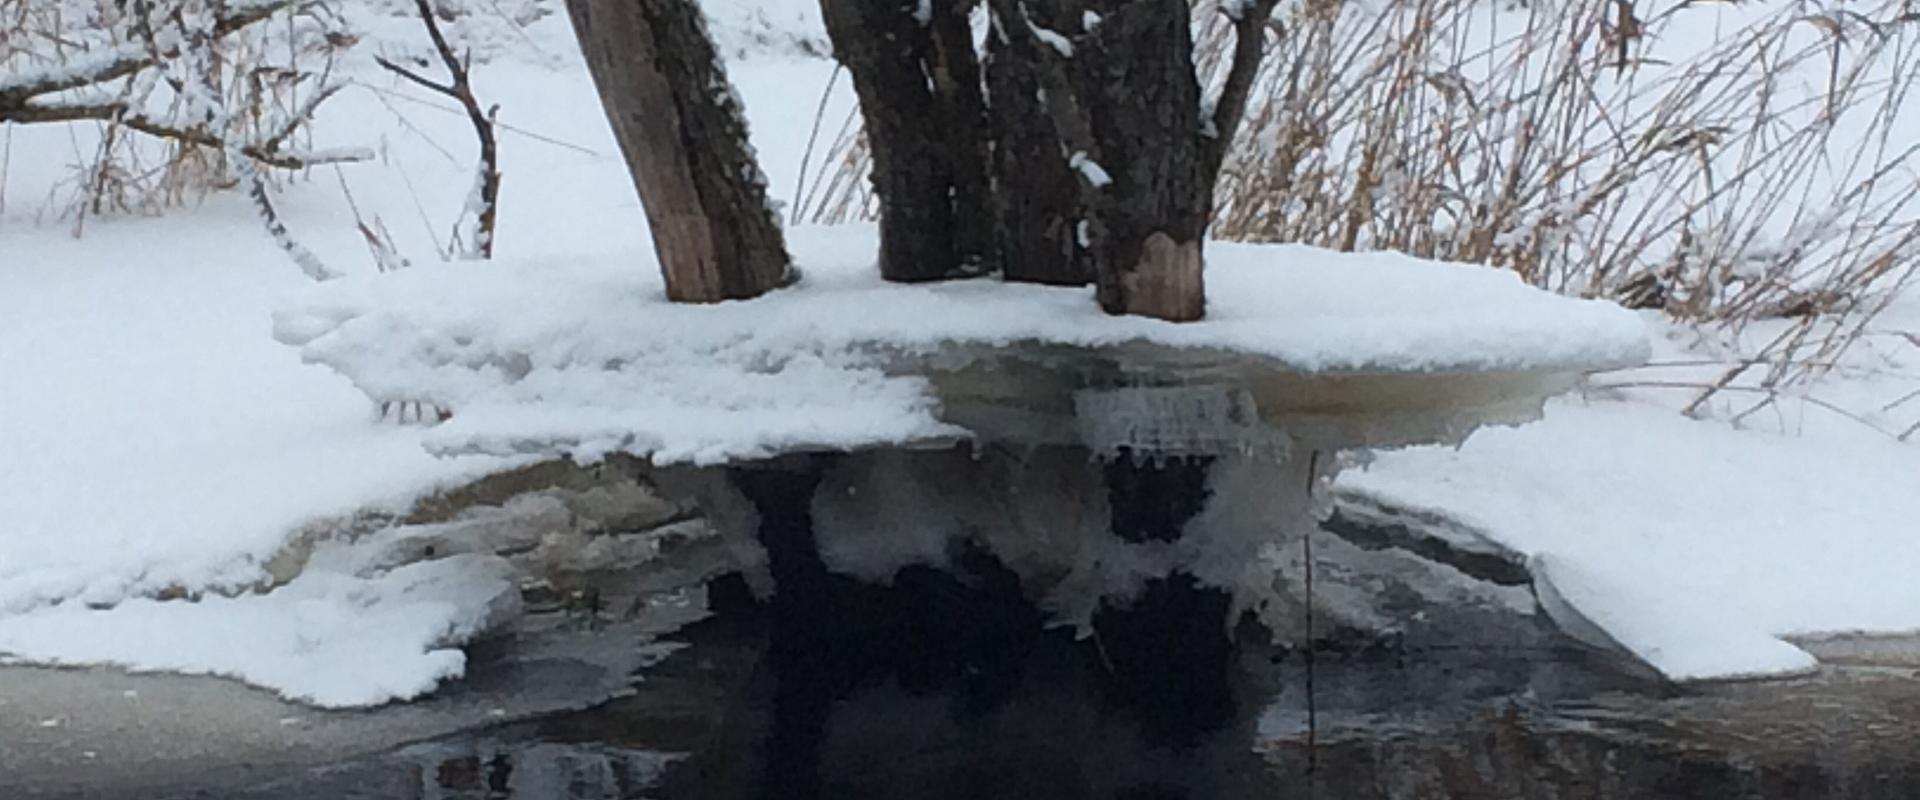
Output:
[{"xmin": 208, "ymin": 579, "xmax": 1920, "ymax": 800}]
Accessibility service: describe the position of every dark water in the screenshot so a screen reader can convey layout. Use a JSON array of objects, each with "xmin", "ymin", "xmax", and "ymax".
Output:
[{"xmin": 221, "ymin": 569, "xmax": 1920, "ymax": 800}]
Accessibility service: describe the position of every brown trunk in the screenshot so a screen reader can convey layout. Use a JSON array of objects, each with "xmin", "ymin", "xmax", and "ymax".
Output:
[
  {"xmin": 566, "ymin": 0, "xmax": 791, "ymax": 302},
  {"xmin": 819, "ymin": 0, "xmax": 993, "ymax": 282}
]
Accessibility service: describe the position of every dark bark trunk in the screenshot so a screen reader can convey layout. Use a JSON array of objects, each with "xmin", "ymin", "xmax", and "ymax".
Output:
[
  {"xmin": 566, "ymin": 0, "xmax": 791, "ymax": 302},
  {"xmin": 982, "ymin": 0, "xmax": 1279, "ymax": 319},
  {"xmin": 1076, "ymin": 0, "xmax": 1211, "ymax": 321},
  {"xmin": 984, "ymin": 1, "xmax": 1096, "ymax": 286},
  {"xmin": 982, "ymin": 0, "xmax": 1211, "ymax": 319},
  {"xmin": 819, "ymin": 0, "xmax": 993, "ymax": 282}
]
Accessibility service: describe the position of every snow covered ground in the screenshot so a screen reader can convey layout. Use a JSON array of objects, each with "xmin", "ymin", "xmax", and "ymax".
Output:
[
  {"xmin": 1, "ymin": 0, "xmax": 1917, "ymax": 706},
  {"xmin": 0, "ymin": 0, "xmax": 847, "ymax": 705}
]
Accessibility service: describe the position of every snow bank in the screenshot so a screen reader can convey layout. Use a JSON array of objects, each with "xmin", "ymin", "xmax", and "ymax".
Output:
[
  {"xmin": 276, "ymin": 225, "xmax": 1647, "ymax": 465},
  {"xmin": 0, "ymin": 553, "xmax": 520, "ymax": 707},
  {"xmin": 0, "ymin": 13, "xmax": 841, "ymax": 703},
  {"xmin": 0, "ymin": 217, "xmax": 510, "ymax": 616},
  {"xmin": 1344, "ymin": 397, "xmax": 1920, "ymax": 680}
]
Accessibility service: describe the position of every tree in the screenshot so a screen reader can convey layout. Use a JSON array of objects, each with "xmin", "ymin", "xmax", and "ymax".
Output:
[
  {"xmin": 823, "ymin": 0, "xmax": 1281, "ymax": 321},
  {"xmin": 565, "ymin": 0, "xmax": 792, "ymax": 302},
  {"xmin": 819, "ymin": 0, "xmax": 994, "ymax": 282}
]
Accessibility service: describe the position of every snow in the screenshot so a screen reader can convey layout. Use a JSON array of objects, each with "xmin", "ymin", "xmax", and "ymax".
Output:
[
  {"xmin": 0, "ymin": 0, "xmax": 846, "ymax": 704},
  {"xmin": 0, "ymin": 214, "xmax": 505, "ymax": 616},
  {"xmin": 1030, "ymin": 22, "xmax": 1074, "ymax": 57},
  {"xmin": 0, "ymin": 554, "xmax": 521, "ymax": 707},
  {"xmin": 1068, "ymin": 150, "xmax": 1111, "ymax": 187},
  {"xmin": 275, "ymin": 227, "xmax": 1646, "ymax": 465},
  {"xmin": 1531, "ymin": 553, "xmax": 1818, "ymax": 681},
  {"xmin": 1343, "ymin": 390, "xmax": 1920, "ymax": 680}
]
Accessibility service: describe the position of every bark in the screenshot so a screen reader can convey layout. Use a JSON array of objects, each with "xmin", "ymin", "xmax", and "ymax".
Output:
[
  {"xmin": 983, "ymin": 0, "xmax": 1095, "ymax": 286},
  {"xmin": 566, "ymin": 0, "xmax": 791, "ymax": 302},
  {"xmin": 819, "ymin": 0, "xmax": 993, "ymax": 282},
  {"xmin": 989, "ymin": 0, "xmax": 1210, "ymax": 320}
]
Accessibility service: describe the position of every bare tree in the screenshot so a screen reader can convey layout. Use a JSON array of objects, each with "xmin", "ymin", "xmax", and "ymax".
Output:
[{"xmin": 564, "ymin": 0, "xmax": 792, "ymax": 302}]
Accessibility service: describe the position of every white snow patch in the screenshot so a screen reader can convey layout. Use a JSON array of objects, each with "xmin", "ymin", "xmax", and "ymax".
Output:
[
  {"xmin": 1068, "ymin": 151, "xmax": 1111, "ymax": 188},
  {"xmin": 1030, "ymin": 22, "xmax": 1074, "ymax": 57},
  {"xmin": 1344, "ymin": 396, "xmax": 1920, "ymax": 680},
  {"xmin": 0, "ymin": 554, "xmax": 521, "ymax": 707},
  {"xmin": 0, "ymin": 216, "xmax": 508, "ymax": 616}
]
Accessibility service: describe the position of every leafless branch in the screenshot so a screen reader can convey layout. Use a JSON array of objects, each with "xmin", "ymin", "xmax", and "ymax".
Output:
[
  {"xmin": 372, "ymin": 55, "xmax": 459, "ymax": 100},
  {"xmin": 0, "ymin": 0, "xmax": 294, "ymax": 102},
  {"xmin": 387, "ymin": 0, "xmax": 500, "ymax": 259},
  {"xmin": 0, "ymin": 100, "xmax": 364, "ymax": 169},
  {"xmin": 1204, "ymin": 0, "xmax": 1281, "ymax": 175}
]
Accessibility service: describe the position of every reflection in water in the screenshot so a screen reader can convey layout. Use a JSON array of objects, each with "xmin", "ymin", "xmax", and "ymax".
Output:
[
  {"xmin": 254, "ymin": 561, "xmax": 1920, "ymax": 800},
  {"xmin": 273, "ymin": 603, "xmax": 1920, "ymax": 800},
  {"xmin": 405, "ymin": 741, "xmax": 673, "ymax": 800}
]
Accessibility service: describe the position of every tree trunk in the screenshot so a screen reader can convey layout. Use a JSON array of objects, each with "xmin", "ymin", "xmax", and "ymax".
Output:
[
  {"xmin": 819, "ymin": 0, "xmax": 993, "ymax": 282},
  {"xmin": 566, "ymin": 0, "xmax": 791, "ymax": 302},
  {"xmin": 984, "ymin": 0, "xmax": 1095, "ymax": 286},
  {"xmin": 1075, "ymin": 0, "xmax": 1211, "ymax": 322}
]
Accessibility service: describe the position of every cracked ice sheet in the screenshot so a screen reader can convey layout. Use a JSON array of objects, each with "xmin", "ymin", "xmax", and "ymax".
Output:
[{"xmin": 1342, "ymin": 397, "xmax": 1920, "ymax": 681}]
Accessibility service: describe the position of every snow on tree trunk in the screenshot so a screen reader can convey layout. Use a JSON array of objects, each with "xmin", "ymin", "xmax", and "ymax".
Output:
[
  {"xmin": 818, "ymin": 0, "xmax": 994, "ymax": 282},
  {"xmin": 565, "ymin": 0, "xmax": 791, "ymax": 302}
]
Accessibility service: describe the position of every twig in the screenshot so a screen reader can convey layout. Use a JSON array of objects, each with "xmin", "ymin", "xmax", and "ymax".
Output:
[
  {"xmin": 1206, "ymin": 0, "xmax": 1283, "ymax": 176},
  {"xmin": 1596, "ymin": 379, "xmax": 1900, "ymax": 438},
  {"xmin": 357, "ymin": 83, "xmax": 597, "ymax": 156},
  {"xmin": 0, "ymin": 0, "xmax": 293, "ymax": 102},
  {"xmin": 380, "ymin": 0, "xmax": 500, "ymax": 259},
  {"xmin": 19, "ymin": 105, "xmax": 362, "ymax": 169}
]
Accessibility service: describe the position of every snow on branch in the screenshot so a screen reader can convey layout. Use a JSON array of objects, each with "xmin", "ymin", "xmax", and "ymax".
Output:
[
  {"xmin": 1203, "ymin": 0, "xmax": 1280, "ymax": 175},
  {"xmin": 0, "ymin": 0, "xmax": 290, "ymax": 99},
  {"xmin": 0, "ymin": 0, "xmax": 362, "ymax": 172},
  {"xmin": 1, "ymin": 101, "xmax": 366, "ymax": 170},
  {"xmin": 374, "ymin": 0, "xmax": 501, "ymax": 260}
]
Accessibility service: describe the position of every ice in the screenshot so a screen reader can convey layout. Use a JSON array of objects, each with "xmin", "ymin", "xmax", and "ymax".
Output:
[{"xmin": 1532, "ymin": 554, "xmax": 1818, "ymax": 681}]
